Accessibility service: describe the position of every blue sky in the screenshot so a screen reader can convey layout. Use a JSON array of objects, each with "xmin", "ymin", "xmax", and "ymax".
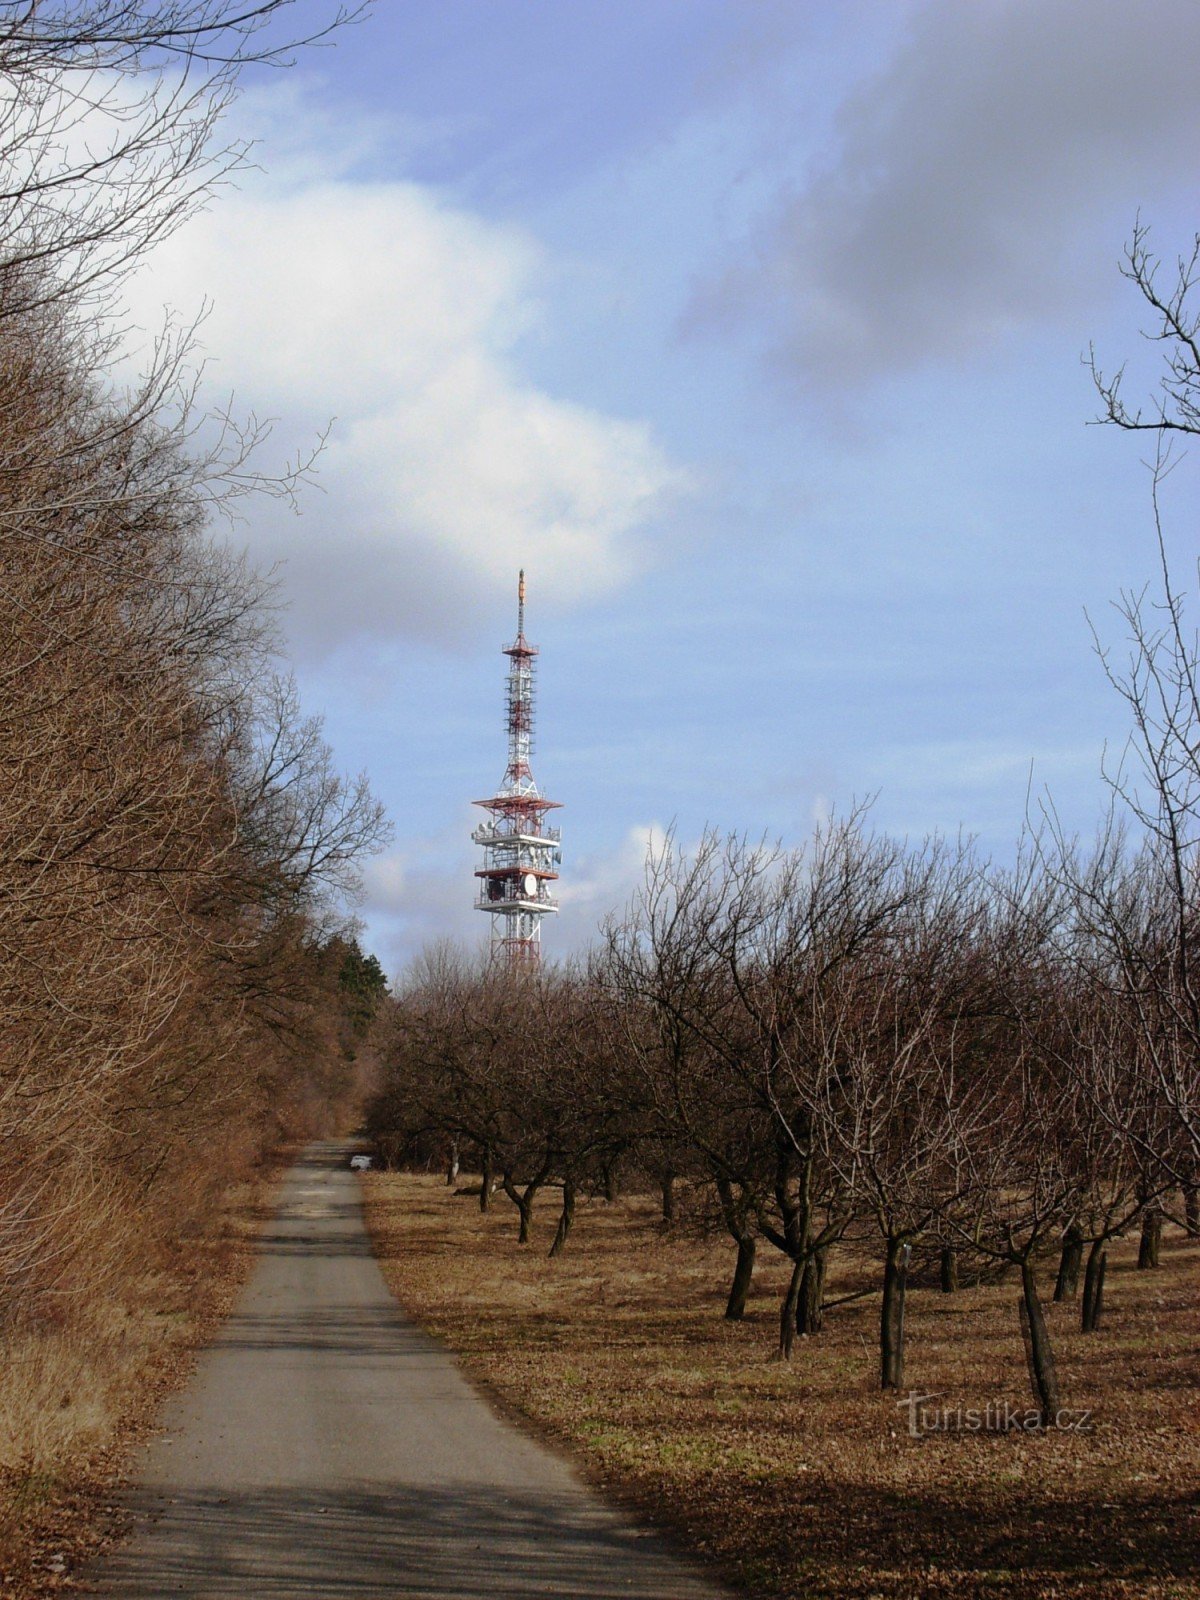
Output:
[{"xmin": 130, "ymin": 0, "xmax": 1200, "ymax": 975}]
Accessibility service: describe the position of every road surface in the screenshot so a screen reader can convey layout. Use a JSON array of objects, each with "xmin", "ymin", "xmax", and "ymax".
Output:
[{"xmin": 85, "ymin": 1143, "xmax": 726, "ymax": 1599}]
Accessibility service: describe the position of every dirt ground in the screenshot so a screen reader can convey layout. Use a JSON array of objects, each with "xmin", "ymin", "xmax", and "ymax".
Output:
[{"xmin": 363, "ymin": 1172, "xmax": 1200, "ymax": 1600}]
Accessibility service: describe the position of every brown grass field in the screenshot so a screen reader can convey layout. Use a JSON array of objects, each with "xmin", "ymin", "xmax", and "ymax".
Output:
[
  {"xmin": 364, "ymin": 1172, "xmax": 1200, "ymax": 1600},
  {"xmin": 0, "ymin": 1167, "xmax": 282, "ymax": 1597}
]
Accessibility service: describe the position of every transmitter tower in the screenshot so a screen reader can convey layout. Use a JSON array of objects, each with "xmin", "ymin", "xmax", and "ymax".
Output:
[{"xmin": 472, "ymin": 572, "xmax": 561, "ymax": 968}]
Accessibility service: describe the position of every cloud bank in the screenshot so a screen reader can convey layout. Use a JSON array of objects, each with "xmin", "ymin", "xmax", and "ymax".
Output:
[{"xmin": 695, "ymin": 0, "xmax": 1200, "ymax": 385}]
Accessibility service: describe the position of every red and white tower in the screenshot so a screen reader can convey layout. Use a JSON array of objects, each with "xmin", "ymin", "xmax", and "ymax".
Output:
[{"xmin": 472, "ymin": 571, "xmax": 562, "ymax": 968}]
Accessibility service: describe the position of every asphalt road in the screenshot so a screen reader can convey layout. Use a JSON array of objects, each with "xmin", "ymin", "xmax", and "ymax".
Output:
[{"xmin": 85, "ymin": 1143, "xmax": 726, "ymax": 1599}]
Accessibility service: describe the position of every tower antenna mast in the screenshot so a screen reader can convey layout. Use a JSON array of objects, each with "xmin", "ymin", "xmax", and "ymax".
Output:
[{"xmin": 471, "ymin": 571, "xmax": 562, "ymax": 968}]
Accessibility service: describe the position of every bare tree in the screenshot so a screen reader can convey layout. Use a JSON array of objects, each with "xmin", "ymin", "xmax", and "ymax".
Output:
[
  {"xmin": 602, "ymin": 834, "xmax": 768, "ymax": 1320},
  {"xmin": 811, "ymin": 839, "xmax": 993, "ymax": 1389},
  {"xmin": 1071, "ymin": 219, "xmax": 1200, "ymax": 1199},
  {"xmin": 610, "ymin": 819, "xmax": 927, "ymax": 1360},
  {"xmin": 1090, "ymin": 222, "xmax": 1200, "ymax": 440},
  {"xmin": 0, "ymin": 2, "xmax": 367, "ymax": 319}
]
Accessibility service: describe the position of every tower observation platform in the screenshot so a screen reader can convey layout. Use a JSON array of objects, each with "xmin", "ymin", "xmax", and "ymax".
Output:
[{"xmin": 471, "ymin": 571, "xmax": 562, "ymax": 968}]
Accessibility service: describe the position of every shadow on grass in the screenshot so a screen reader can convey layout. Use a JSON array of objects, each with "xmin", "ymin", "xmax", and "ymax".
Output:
[{"xmin": 734, "ymin": 1477, "xmax": 1198, "ymax": 1596}]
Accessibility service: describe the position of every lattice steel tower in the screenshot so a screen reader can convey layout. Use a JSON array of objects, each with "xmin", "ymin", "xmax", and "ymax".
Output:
[{"xmin": 472, "ymin": 571, "xmax": 562, "ymax": 968}]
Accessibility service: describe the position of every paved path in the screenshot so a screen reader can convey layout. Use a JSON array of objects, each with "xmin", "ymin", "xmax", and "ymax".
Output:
[{"xmin": 86, "ymin": 1143, "xmax": 725, "ymax": 1599}]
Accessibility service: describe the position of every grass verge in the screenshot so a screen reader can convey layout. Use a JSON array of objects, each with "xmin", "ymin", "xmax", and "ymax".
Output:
[
  {"xmin": 363, "ymin": 1173, "xmax": 1200, "ymax": 1600},
  {"xmin": 0, "ymin": 1161, "xmax": 285, "ymax": 1596}
]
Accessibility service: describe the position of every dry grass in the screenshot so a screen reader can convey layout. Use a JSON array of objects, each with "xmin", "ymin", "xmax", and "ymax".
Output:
[
  {"xmin": 0, "ymin": 1163, "xmax": 284, "ymax": 1596},
  {"xmin": 364, "ymin": 1173, "xmax": 1200, "ymax": 1600}
]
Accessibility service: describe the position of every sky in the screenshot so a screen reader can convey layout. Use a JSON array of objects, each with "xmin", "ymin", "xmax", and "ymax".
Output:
[{"xmin": 125, "ymin": 0, "xmax": 1200, "ymax": 978}]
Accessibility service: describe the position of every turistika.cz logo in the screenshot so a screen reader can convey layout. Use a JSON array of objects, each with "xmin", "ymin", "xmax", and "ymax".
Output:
[{"xmin": 897, "ymin": 1392, "xmax": 1095, "ymax": 1436}]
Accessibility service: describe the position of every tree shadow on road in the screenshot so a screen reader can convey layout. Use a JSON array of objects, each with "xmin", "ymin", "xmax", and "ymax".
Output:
[{"xmin": 80, "ymin": 1481, "xmax": 723, "ymax": 1599}]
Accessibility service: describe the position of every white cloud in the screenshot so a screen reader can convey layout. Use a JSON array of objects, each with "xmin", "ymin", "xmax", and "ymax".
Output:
[
  {"xmin": 563, "ymin": 819, "xmax": 672, "ymax": 908},
  {"xmin": 362, "ymin": 851, "xmax": 406, "ymax": 915},
  {"xmin": 555, "ymin": 820, "xmax": 670, "ymax": 946},
  {"xmin": 124, "ymin": 85, "xmax": 689, "ymax": 655}
]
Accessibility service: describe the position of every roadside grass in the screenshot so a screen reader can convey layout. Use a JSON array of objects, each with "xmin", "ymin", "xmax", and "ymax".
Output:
[
  {"xmin": 363, "ymin": 1173, "xmax": 1200, "ymax": 1600},
  {"xmin": 0, "ymin": 1168, "xmax": 281, "ymax": 1596}
]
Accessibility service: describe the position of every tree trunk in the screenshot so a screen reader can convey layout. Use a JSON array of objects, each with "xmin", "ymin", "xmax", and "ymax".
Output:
[
  {"xmin": 724, "ymin": 1234, "xmax": 756, "ymax": 1321},
  {"xmin": 501, "ymin": 1172, "xmax": 537, "ymax": 1243},
  {"xmin": 660, "ymin": 1173, "xmax": 676, "ymax": 1226},
  {"xmin": 796, "ymin": 1246, "xmax": 828, "ymax": 1336},
  {"xmin": 1185, "ymin": 1185, "xmax": 1200, "ymax": 1237},
  {"xmin": 549, "ymin": 1178, "xmax": 576, "ymax": 1258},
  {"xmin": 715, "ymin": 1176, "xmax": 757, "ymax": 1319},
  {"xmin": 1018, "ymin": 1258, "xmax": 1061, "ymax": 1424},
  {"xmin": 1081, "ymin": 1240, "xmax": 1106, "ymax": 1332},
  {"xmin": 1054, "ymin": 1223, "xmax": 1083, "ymax": 1301},
  {"xmin": 779, "ymin": 1258, "xmax": 804, "ymax": 1360},
  {"xmin": 1137, "ymin": 1205, "xmax": 1162, "ymax": 1269},
  {"xmin": 939, "ymin": 1246, "xmax": 958, "ymax": 1294},
  {"xmin": 880, "ymin": 1239, "xmax": 910, "ymax": 1390},
  {"xmin": 445, "ymin": 1141, "xmax": 459, "ymax": 1186},
  {"xmin": 479, "ymin": 1149, "xmax": 493, "ymax": 1213},
  {"xmin": 603, "ymin": 1162, "xmax": 620, "ymax": 1203}
]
